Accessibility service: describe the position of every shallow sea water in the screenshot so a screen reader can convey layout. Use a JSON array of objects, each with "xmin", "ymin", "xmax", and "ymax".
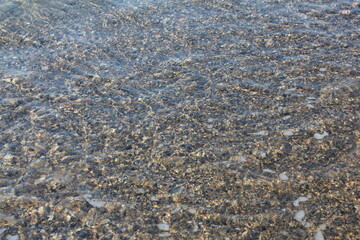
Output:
[{"xmin": 0, "ymin": 0, "xmax": 359, "ymax": 239}]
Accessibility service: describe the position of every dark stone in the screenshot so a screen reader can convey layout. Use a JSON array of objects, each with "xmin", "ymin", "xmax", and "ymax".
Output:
[{"xmin": 75, "ymin": 230, "xmax": 92, "ymax": 239}]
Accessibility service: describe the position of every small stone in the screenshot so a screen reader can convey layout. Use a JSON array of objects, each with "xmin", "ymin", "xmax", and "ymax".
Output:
[
  {"xmin": 314, "ymin": 230, "xmax": 324, "ymax": 240},
  {"xmin": 282, "ymin": 115, "xmax": 291, "ymax": 120},
  {"xmin": 259, "ymin": 151, "xmax": 266, "ymax": 158},
  {"xmin": 157, "ymin": 223, "xmax": 170, "ymax": 231},
  {"xmin": 238, "ymin": 156, "xmax": 247, "ymax": 162},
  {"xmin": 265, "ymin": 38, "xmax": 274, "ymax": 47},
  {"xmin": 3, "ymin": 153, "xmax": 14, "ymax": 162},
  {"xmin": 188, "ymin": 208, "xmax": 196, "ymax": 214},
  {"xmin": 6, "ymin": 235, "xmax": 19, "ymax": 240},
  {"xmin": 263, "ymin": 168, "xmax": 276, "ymax": 174},
  {"xmin": 193, "ymin": 219, "xmax": 199, "ymax": 232},
  {"xmin": 41, "ymin": 66, "xmax": 49, "ymax": 71},
  {"xmin": 0, "ymin": 213, "xmax": 17, "ymax": 225},
  {"xmin": 159, "ymin": 233, "xmax": 171, "ymax": 237},
  {"xmin": 29, "ymin": 158, "xmax": 47, "ymax": 168},
  {"xmin": 319, "ymin": 224, "xmax": 326, "ymax": 230},
  {"xmin": 249, "ymin": 130, "xmax": 266, "ymax": 136},
  {"xmin": 171, "ymin": 206, "xmax": 181, "ymax": 213},
  {"xmin": 307, "ymin": 104, "xmax": 315, "ymax": 108},
  {"xmin": 279, "ymin": 173, "xmax": 289, "ymax": 181},
  {"xmin": 83, "ymin": 194, "xmax": 106, "ymax": 208},
  {"xmin": 75, "ymin": 230, "xmax": 92, "ymax": 239},
  {"xmin": 38, "ymin": 206, "xmax": 45, "ymax": 215},
  {"xmin": 150, "ymin": 196, "xmax": 159, "ymax": 201},
  {"xmin": 340, "ymin": 10, "xmax": 351, "ymax": 15},
  {"xmin": 293, "ymin": 196, "xmax": 310, "ymax": 207},
  {"xmin": 294, "ymin": 210, "xmax": 305, "ymax": 222},
  {"xmin": 229, "ymin": 155, "xmax": 246, "ymax": 164},
  {"xmin": 283, "ymin": 130, "xmax": 294, "ymax": 136},
  {"xmin": 314, "ymin": 131, "xmax": 329, "ymax": 140},
  {"xmin": 1, "ymin": 98, "xmax": 22, "ymax": 107},
  {"xmin": 303, "ymin": 222, "xmax": 311, "ymax": 228}
]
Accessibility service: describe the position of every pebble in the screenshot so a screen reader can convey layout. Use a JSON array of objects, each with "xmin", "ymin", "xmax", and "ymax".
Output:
[
  {"xmin": 6, "ymin": 235, "xmax": 19, "ymax": 240},
  {"xmin": 314, "ymin": 230, "xmax": 325, "ymax": 240},
  {"xmin": 231, "ymin": 155, "xmax": 247, "ymax": 162},
  {"xmin": 279, "ymin": 173, "xmax": 289, "ymax": 181},
  {"xmin": 319, "ymin": 224, "xmax": 327, "ymax": 230},
  {"xmin": 286, "ymin": 88, "xmax": 296, "ymax": 92},
  {"xmin": 294, "ymin": 210, "xmax": 305, "ymax": 222},
  {"xmin": 159, "ymin": 233, "xmax": 171, "ymax": 237},
  {"xmin": 263, "ymin": 168, "xmax": 276, "ymax": 174},
  {"xmin": 171, "ymin": 206, "xmax": 182, "ymax": 214},
  {"xmin": 307, "ymin": 104, "xmax": 315, "ymax": 108},
  {"xmin": 249, "ymin": 130, "xmax": 266, "ymax": 136},
  {"xmin": 1, "ymin": 98, "xmax": 22, "ymax": 107},
  {"xmin": 41, "ymin": 66, "xmax": 49, "ymax": 71},
  {"xmin": 314, "ymin": 131, "xmax": 329, "ymax": 140},
  {"xmin": 188, "ymin": 208, "xmax": 196, "ymax": 214},
  {"xmin": 293, "ymin": 196, "xmax": 310, "ymax": 207},
  {"xmin": 157, "ymin": 223, "xmax": 170, "ymax": 231},
  {"xmin": 303, "ymin": 222, "xmax": 311, "ymax": 228},
  {"xmin": 83, "ymin": 194, "xmax": 106, "ymax": 208},
  {"xmin": 207, "ymin": 118, "xmax": 214, "ymax": 123},
  {"xmin": 29, "ymin": 158, "xmax": 47, "ymax": 168},
  {"xmin": 282, "ymin": 115, "xmax": 291, "ymax": 120},
  {"xmin": 150, "ymin": 196, "xmax": 159, "ymax": 201},
  {"xmin": 3, "ymin": 153, "xmax": 14, "ymax": 162},
  {"xmin": 283, "ymin": 130, "xmax": 294, "ymax": 136},
  {"xmin": 193, "ymin": 219, "xmax": 199, "ymax": 232}
]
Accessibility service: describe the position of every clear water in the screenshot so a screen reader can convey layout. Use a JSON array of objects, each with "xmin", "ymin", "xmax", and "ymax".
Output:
[
  {"xmin": 1, "ymin": 0, "xmax": 359, "ymax": 166},
  {"xmin": 1, "ymin": 0, "xmax": 359, "ymax": 179},
  {"xmin": 0, "ymin": 0, "xmax": 359, "ymax": 237}
]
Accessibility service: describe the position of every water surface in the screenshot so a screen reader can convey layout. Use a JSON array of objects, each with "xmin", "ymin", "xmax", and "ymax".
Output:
[{"xmin": 0, "ymin": 0, "xmax": 359, "ymax": 239}]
